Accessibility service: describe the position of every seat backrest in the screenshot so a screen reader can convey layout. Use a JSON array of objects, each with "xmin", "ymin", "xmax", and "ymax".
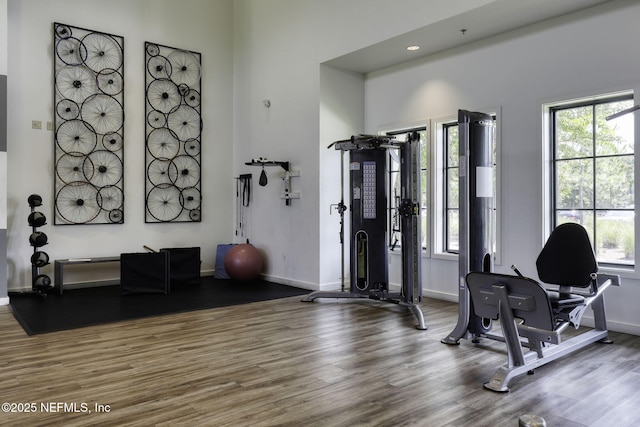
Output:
[{"xmin": 536, "ymin": 223, "xmax": 597, "ymax": 288}]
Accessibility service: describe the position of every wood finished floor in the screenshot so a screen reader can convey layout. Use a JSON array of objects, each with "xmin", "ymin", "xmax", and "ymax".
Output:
[{"xmin": 1, "ymin": 295, "xmax": 639, "ymax": 427}]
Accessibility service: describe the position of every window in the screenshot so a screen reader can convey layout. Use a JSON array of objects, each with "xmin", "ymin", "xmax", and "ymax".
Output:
[
  {"xmin": 383, "ymin": 111, "xmax": 500, "ymax": 260},
  {"xmin": 386, "ymin": 127, "xmax": 428, "ymax": 250},
  {"xmin": 550, "ymin": 94, "xmax": 635, "ymax": 266},
  {"xmin": 443, "ymin": 123, "xmax": 460, "ymax": 253}
]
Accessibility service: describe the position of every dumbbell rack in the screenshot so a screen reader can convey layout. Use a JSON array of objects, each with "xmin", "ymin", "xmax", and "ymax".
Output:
[{"xmin": 28, "ymin": 194, "xmax": 52, "ymax": 296}]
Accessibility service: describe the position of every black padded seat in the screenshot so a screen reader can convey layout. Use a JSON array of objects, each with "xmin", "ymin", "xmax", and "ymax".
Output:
[
  {"xmin": 547, "ymin": 291, "xmax": 585, "ymax": 308},
  {"xmin": 536, "ymin": 223, "xmax": 597, "ymax": 310}
]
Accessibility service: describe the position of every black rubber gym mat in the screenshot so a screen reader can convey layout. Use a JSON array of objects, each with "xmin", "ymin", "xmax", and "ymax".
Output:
[{"xmin": 9, "ymin": 277, "xmax": 308, "ymax": 335}]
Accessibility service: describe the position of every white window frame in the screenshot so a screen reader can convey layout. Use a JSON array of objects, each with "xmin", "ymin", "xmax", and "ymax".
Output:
[
  {"xmin": 542, "ymin": 89, "xmax": 637, "ymax": 277},
  {"xmin": 377, "ymin": 121, "xmax": 430, "ymax": 257}
]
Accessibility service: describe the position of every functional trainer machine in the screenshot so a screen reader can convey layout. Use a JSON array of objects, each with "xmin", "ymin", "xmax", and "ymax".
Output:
[
  {"xmin": 441, "ymin": 110, "xmax": 620, "ymax": 391},
  {"xmin": 302, "ymin": 133, "xmax": 426, "ymax": 330}
]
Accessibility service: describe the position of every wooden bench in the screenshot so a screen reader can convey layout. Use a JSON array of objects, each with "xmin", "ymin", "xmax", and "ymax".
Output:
[{"xmin": 54, "ymin": 257, "xmax": 120, "ymax": 295}]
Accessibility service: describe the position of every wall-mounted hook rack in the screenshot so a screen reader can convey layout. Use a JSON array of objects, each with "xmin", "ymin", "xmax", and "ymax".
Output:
[
  {"xmin": 245, "ymin": 158, "xmax": 289, "ymax": 171},
  {"xmin": 244, "ymin": 158, "xmax": 299, "ymax": 205}
]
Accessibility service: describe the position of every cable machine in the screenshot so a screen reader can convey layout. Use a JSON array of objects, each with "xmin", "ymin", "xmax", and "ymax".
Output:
[
  {"xmin": 303, "ymin": 133, "xmax": 426, "ymax": 330},
  {"xmin": 442, "ymin": 110, "xmax": 495, "ymax": 344}
]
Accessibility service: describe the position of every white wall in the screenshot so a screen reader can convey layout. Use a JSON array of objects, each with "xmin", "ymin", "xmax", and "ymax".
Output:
[
  {"xmin": 6, "ymin": 0, "xmax": 234, "ymax": 288},
  {"xmin": 365, "ymin": 0, "xmax": 640, "ymax": 334},
  {"xmin": 1, "ymin": 0, "xmax": 7, "ymax": 303},
  {"xmin": 232, "ymin": 0, "xmax": 498, "ymax": 289},
  {"xmin": 319, "ymin": 65, "xmax": 364, "ymax": 288},
  {"xmin": 0, "ymin": 0, "xmax": 6, "ymax": 75},
  {"xmin": 232, "ymin": 0, "xmax": 321, "ymax": 288}
]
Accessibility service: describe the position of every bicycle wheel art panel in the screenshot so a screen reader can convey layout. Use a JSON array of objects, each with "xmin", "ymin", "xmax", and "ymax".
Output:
[
  {"xmin": 53, "ymin": 23, "xmax": 124, "ymax": 225},
  {"xmin": 145, "ymin": 42, "xmax": 202, "ymax": 223}
]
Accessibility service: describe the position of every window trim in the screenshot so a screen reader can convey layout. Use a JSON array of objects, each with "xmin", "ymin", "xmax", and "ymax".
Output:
[
  {"xmin": 540, "ymin": 90, "xmax": 640, "ymax": 279},
  {"xmin": 379, "ymin": 123, "xmax": 430, "ymax": 255},
  {"xmin": 443, "ymin": 121, "xmax": 459, "ymax": 254},
  {"xmin": 431, "ymin": 114, "xmax": 456, "ymax": 260},
  {"xmin": 545, "ymin": 91, "xmax": 636, "ymax": 271}
]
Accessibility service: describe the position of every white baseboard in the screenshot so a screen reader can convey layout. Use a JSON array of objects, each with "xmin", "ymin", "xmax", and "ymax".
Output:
[
  {"xmin": 423, "ymin": 289, "xmax": 458, "ymax": 303},
  {"xmin": 260, "ymin": 274, "xmax": 317, "ymax": 291},
  {"xmin": 607, "ymin": 320, "xmax": 640, "ymax": 336},
  {"xmin": 0, "ymin": 297, "xmax": 9, "ymax": 306}
]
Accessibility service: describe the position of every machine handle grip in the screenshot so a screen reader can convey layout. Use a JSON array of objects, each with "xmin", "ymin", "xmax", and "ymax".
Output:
[{"xmin": 511, "ymin": 264, "xmax": 524, "ymax": 277}]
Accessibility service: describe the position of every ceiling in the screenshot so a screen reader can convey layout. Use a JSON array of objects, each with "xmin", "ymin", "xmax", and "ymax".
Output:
[{"xmin": 325, "ymin": 0, "xmax": 615, "ymax": 74}]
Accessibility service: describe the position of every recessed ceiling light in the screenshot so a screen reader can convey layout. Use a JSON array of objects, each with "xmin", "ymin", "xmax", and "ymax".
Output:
[{"xmin": 406, "ymin": 45, "xmax": 420, "ymax": 51}]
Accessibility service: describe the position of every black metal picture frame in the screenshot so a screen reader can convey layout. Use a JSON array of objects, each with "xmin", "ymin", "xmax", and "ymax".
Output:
[
  {"xmin": 53, "ymin": 23, "xmax": 125, "ymax": 225},
  {"xmin": 144, "ymin": 42, "xmax": 202, "ymax": 223}
]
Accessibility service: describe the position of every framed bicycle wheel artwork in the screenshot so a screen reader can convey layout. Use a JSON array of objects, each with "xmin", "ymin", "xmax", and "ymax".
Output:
[
  {"xmin": 53, "ymin": 23, "xmax": 124, "ymax": 225},
  {"xmin": 144, "ymin": 42, "xmax": 202, "ymax": 223}
]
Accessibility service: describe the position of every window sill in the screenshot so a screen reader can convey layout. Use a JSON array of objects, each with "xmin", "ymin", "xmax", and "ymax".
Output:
[
  {"xmin": 599, "ymin": 264, "xmax": 637, "ymax": 280},
  {"xmin": 431, "ymin": 252, "xmax": 458, "ymax": 262}
]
